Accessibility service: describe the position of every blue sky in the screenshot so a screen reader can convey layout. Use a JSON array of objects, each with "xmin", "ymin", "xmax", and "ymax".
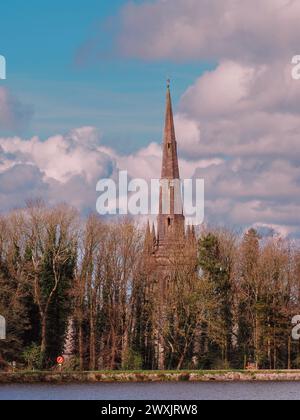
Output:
[
  {"xmin": 0, "ymin": 0, "xmax": 211, "ymax": 153},
  {"xmin": 1, "ymin": 0, "xmax": 298, "ymax": 237}
]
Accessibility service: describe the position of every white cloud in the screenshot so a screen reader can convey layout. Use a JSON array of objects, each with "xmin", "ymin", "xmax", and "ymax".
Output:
[
  {"xmin": 0, "ymin": 127, "xmax": 220, "ymax": 216},
  {"xmin": 0, "ymin": 127, "xmax": 114, "ymax": 183},
  {"xmin": 118, "ymin": 0, "xmax": 300, "ymax": 63},
  {"xmin": 0, "ymin": 127, "xmax": 116, "ymax": 212},
  {"xmin": 0, "ymin": 120, "xmax": 299, "ymax": 237},
  {"xmin": 176, "ymin": 60, "xmax": 300, "ymax": 236}
]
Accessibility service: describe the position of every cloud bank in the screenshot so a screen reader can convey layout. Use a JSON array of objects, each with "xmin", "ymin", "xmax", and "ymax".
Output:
[
  {"xmin": 0, "ymin": 127, "xmax": 217, "ymax": 216},
  {"xmin": 118, "ymin": 0, "xmax": 299, "ymax": 64}
]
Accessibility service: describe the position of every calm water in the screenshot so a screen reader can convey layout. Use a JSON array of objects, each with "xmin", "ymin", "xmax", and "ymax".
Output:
[{"xmin": 0, "ymin": 382, "xmax": 300, "ymax": 400}]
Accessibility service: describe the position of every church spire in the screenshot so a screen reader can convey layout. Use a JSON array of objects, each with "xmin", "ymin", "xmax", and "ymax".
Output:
[
  {"xmin": 157, "ymin": 82, "xmax": 185, "ymax": 245},
  {"xmin": 161, "ymin": 82, "xmax": 180, "ymax": 180}
]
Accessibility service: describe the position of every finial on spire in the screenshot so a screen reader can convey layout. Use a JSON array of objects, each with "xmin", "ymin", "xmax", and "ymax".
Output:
[{"xmin": 167, "ymin": 78, "xmax": 171, "ymax": 89}]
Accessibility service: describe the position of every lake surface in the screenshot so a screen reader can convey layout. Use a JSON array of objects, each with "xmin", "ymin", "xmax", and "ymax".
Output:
[{"xmin": 0, "ymin": 382, "xmax": 300, "ymax": 400}]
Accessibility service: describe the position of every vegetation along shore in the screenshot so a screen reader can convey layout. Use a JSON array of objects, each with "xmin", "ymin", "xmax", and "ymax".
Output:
[{"xmin": 2, "ymin": 371, "xmax": 300, "ymax": 384}]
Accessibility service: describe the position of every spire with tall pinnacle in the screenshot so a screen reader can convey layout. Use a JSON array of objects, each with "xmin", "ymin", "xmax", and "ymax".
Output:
[
  {"xmin": 161, "ymin": 81, "xmax": 180, "ymax": 180},
  {"xmin": 157, "ymin": 81, "xmax": 185, "ymax": 247},
  {"xmin": 144, "ymin": 82, "xmax": 197, "ymax": 371}
]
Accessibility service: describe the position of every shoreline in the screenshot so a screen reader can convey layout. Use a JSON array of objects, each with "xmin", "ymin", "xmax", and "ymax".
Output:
[{"xmin": 2, "ymin": 371, "xmax": 300, "ymax": 384}]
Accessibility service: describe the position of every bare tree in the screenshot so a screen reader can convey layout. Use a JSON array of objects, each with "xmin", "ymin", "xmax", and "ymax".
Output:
[{"xmin": 24, "ymin": 203, "xmax": 78, "ymax": 357}]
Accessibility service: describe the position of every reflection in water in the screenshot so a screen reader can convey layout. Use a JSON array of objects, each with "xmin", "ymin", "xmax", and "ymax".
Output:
[{"xmin": 0, "ymin": 382, "xmax": 300, "ymax": 400}]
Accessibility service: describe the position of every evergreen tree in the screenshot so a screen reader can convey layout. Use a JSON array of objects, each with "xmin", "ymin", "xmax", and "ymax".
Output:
[{"xmin": 198, "ymin": 232, "xmax": 234, "ymax": 368}]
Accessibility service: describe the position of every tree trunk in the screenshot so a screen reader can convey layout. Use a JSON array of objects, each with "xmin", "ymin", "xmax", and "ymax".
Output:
[
  {"xmin": 158, "ymin": 334, "xmax": 165, "ymax": 370},
  {"xmin": 89, "ymin": 316, "xmax": 96, "ymax": 370},
  {"xmin": 273, "ymin": 327, "xmax": 277, "ymax": 370},
  {"xmin": 79, "ymin": 318, "xmax": 84, "ymax": 371},
  {"xmin": 177, "ymin": 342, "xmax": 189, "ymax": 370},
  {"xmin": 288, "ymin": 336, "xmax": 291, "ymax": 370},
  {"xmin": 41, "ymin": 316, "xmax": 47, "ymax": 356},
  {"xmin": 255, "ymin": 312, "xmax": 259, "ymax": 369},
  {"xmin": 110, "ymin": 329, "xmax": 117, "ymax": 370}
]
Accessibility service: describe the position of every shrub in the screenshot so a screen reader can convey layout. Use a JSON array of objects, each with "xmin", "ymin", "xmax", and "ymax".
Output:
[{"xmin": 22, "ymin": 344, "xmax": 43, "ymax": 371}]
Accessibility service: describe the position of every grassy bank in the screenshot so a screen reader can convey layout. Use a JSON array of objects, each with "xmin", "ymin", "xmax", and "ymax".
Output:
[{"xmin": 2, "ymin": 370, "xmax": 300, "ymax": 384}]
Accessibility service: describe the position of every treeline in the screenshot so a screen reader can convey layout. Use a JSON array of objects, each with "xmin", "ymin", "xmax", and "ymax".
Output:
[{"xmin": 0, "ymin": 202, "xmax": 300, "ymax": 371}]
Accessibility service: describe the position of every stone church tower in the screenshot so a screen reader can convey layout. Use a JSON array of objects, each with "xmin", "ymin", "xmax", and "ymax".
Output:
[
  {"xmin": 144, "ymin": 83, "xmax": 197, "ymax": 369},
  {"xmin": 157, "ymin": 82, "xmax": 186, "ymax": 252},
  {"xmin": 145, "ymin": 82, "xmax": 196, "ymax": 272}
]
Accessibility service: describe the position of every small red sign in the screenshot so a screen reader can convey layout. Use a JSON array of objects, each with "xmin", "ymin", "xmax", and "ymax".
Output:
[{"xmin": 56, "ymin": 356, "xmax": 64, "ymax": 365}]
